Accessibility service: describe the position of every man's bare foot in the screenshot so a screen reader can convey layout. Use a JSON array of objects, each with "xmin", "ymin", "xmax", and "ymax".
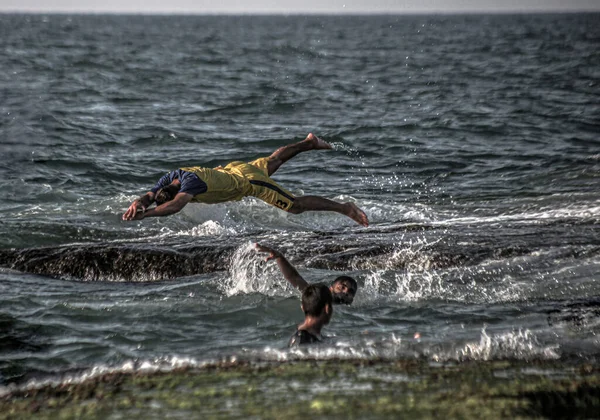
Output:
[
  {"xmin": 345, "ymin": 202, "xmax": 369, "ymax": 227},
  {"xmin": 305, "ymin": 133, "xmax": 332, "ymax": 150}
]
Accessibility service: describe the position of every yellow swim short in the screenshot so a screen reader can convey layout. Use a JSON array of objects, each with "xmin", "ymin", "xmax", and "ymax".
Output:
[{"xmin": 181, "ymin": 157, "xmax": 296, "ymax": 212}]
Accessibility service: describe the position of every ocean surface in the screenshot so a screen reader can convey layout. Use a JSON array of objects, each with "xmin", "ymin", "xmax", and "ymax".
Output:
[{"xmin": 0, "ymin": 13, "xmax": 599, "ymax": 391}]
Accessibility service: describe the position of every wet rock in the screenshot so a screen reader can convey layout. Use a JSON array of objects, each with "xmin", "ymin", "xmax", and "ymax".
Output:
[{"xmin": 0, "ymin": 244, "xmax": 236, "ymax": 282}]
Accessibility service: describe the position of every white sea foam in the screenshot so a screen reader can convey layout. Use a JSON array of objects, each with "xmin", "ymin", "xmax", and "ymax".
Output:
[
  {"xmin": 257, "ymin": 337, "xmax": 406, "ymax": 362},
  {"xmin": 0, "ymin": 356, "xmax": 210, "ymax": 398},
  {"xmin": 339, "ymin": 197, "xmax": 435, "ymax": 225},
  {"xmin": 182, "ymin": 197, "xmax": 362, "ymax": 232},
  {"xmin": 252, "ymin": 328, "xmax": 559, "ymax": 363},
  {"xmin": 156, "ymin": 220, "xmax": 238, "ymax": 237},
  {"xmin": 435, "ymin": 202, "xmax": 600, "ymax": 226},
  {"xmin": 0, "ymin": 329, "xmax": 561, "ymax": 398}
]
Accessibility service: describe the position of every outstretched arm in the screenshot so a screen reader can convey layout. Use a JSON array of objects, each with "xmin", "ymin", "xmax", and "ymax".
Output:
[
  {"xmin": 126, "ymin": 192, "xmax": 193, "ymax": 220},
  {"xmin": 255, "ymin": 243, "xmax": 309, "ymax": 292},
  {"xmin": 123, "ymin": 192, "xmax": 156, "ymax": 220}
]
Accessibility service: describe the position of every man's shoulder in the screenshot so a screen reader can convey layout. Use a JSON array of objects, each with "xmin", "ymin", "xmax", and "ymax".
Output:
[
  {"xmin": 175, "ymin": 168, "xmax": 208, "ymax": 196},
  {"xmin": 288, "ymin": 329, "xmax": 320, "ymax": 347}
]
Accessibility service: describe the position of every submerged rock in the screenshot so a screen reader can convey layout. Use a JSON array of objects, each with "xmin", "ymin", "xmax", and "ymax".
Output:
[
  {"xmin": 0, "ymin": 244, "xmax": 236, "ymax": 282},
  {"xmin": 1, "ymin": 226, "xmax": 599, "ymax": 282}
]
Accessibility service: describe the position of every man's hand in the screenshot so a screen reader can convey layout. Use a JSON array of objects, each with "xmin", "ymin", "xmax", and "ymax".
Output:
[
  {"xmin": 255, "ymin": 243, "xmax": 283, "ymax": 261},
  {"xmin": 131, "ymin": 209, "xmax": 145, "ymax": 220},
  {"xmin": 123, "ymin": 200, "xmax": 145, "ymax": 221},
  {"xmin": 255, "ymin": 243, "xmax": 308, "ymax": 291}
]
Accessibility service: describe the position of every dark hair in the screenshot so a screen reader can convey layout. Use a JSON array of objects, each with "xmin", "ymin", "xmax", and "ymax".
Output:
[
  {"xmin": 332, "ymin": 276, "xmax": 358, "ymax": 293},
  {"xmin": 155, "ymin": 184, "xmax": 180, "ymax": 206},
  {"xmin": 331, "ymin": 276, "xmax": 358, "ymax": 305},
  {"xmin": 301, "ymin": 284, "xmax": 333, "ymax": 317}
]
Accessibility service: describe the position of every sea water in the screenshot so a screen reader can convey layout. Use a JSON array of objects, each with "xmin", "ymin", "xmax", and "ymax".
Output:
[{"xmin": 0, "ymin": 13, "xmax": 598, "ymax": 390}]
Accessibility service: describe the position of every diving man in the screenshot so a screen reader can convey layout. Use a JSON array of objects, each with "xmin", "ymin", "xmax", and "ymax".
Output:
[{"xmin": 123, "ymin": 134, "xmax": 368, "ymax": 226}]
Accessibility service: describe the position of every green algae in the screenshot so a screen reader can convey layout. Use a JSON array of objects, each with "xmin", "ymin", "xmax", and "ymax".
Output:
[{"xmin": 1, "ymin": 360, "xmax": 599, "ymax": 419}]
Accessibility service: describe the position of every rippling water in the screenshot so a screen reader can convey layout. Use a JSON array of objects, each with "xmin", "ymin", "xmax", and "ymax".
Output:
[{"xmin": 0, "ymin": 13, "xmax": 599, "ymax": 388}]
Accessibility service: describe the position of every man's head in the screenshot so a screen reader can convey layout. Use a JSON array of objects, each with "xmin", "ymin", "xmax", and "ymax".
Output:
[
  {"xmin": 301, "ymin": 283, "xmax": 333, "ymax": 325},
  {"xmin": 330, "ymin": 276, "xmax": 358, "ymax": 305},
  {"xmin": 155, "ymin": 184, "xmax": 180, "ymax": 206}
]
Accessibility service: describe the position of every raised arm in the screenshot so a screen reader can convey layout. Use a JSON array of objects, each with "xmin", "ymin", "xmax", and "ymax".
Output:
[{"xmin": 255, "ymin": 243, "xmax": 309, "ymax": 292}]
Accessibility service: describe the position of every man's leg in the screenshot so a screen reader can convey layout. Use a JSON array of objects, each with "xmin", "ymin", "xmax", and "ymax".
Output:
[
  {"xmin": 267, "ymin": 133, "xmax": 332, "ymax": 176},
  {"xmin": 289, "ymin": 196, "xmax": 369, "ymax": 227}
]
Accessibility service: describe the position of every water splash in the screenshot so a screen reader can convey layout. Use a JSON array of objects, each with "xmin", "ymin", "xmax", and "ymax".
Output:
[
  {"xmin": 220, "ymin": 242, "xmax": 294, "ymax": 297},
  {"xmin": 453, "ymin": 328, "xmax": 560, "ymax": 362},
  {"xmin": 355, "ymin": 232, "xmax": 537, "ymax": 304},
  {"xmin": 157, "ymin": 220, "xmax": 238, "ymax": 237},
  {"xmin": 252, "ymin": 328, "xmax": 560, "ymax": 363},
  {"xmin": 361, "ymin": 237, "xmax": 449, "ymax": 302},
  {"xmin": 330, "ymin": 142, "xmax": 360, "ymax": 155}
]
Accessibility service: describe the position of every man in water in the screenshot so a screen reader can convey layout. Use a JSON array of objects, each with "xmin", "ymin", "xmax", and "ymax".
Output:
[
  {"xmin": 122, "ymin": 133, "xmax": 369, "ymax": 226},
  {"xmin": 255, "ymin": 243, "xmax": 358, "ymax": 305},
  {"xmin": 288, "ymin": 283, "xmax": 333, "ymax": 347}
]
